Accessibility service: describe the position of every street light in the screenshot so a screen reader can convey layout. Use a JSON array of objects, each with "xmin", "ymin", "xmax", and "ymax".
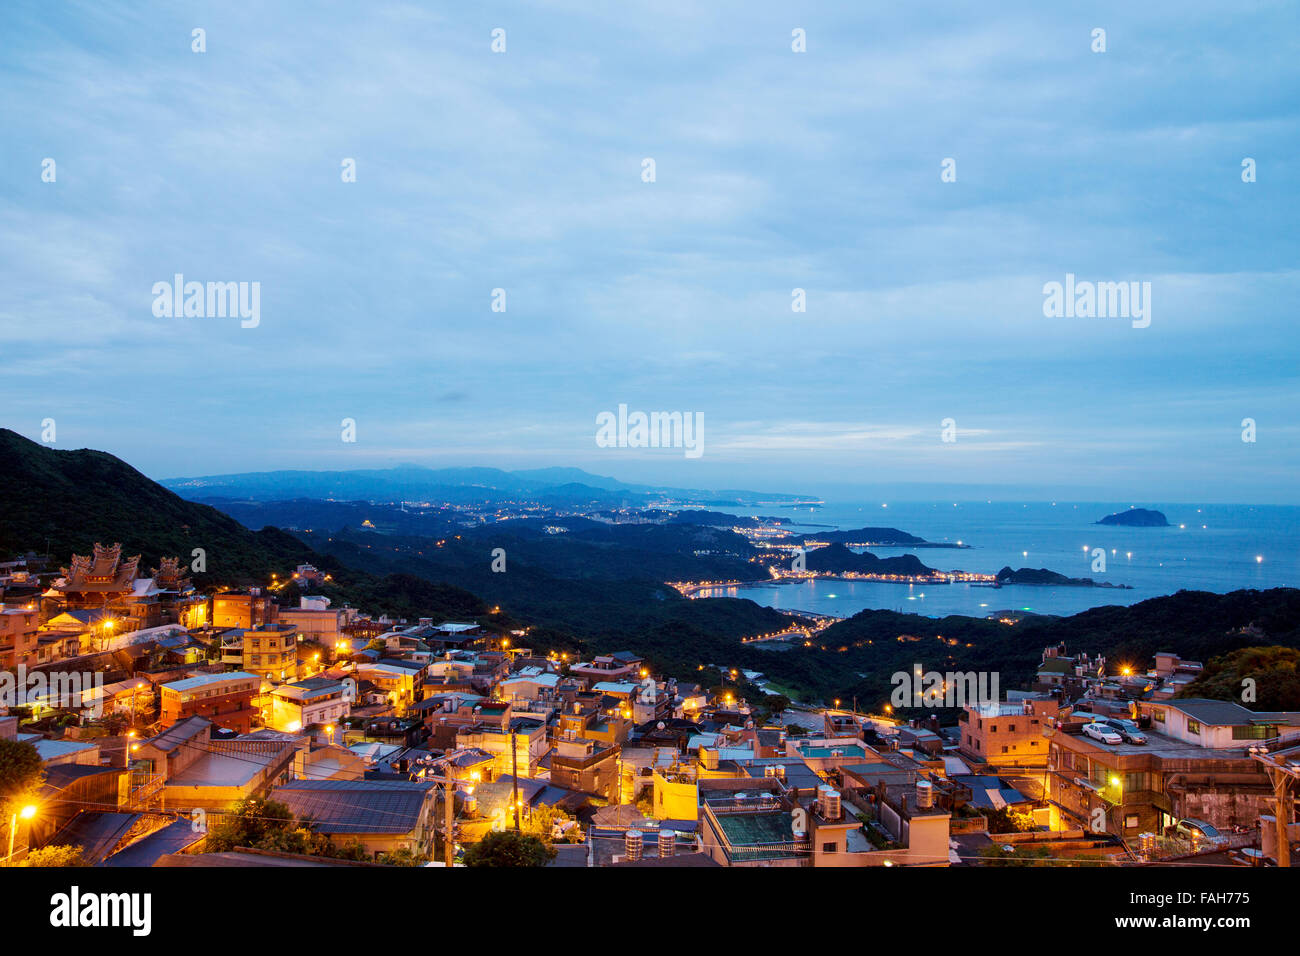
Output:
[{"xmin": 7, "ymin": 804, "xmax": 36, "ymax": 863}]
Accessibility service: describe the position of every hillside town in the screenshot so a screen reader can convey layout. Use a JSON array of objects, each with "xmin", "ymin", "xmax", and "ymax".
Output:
[{"xmin": 1, "ymin": 545, "xmax": 1297, "ymax": 868}]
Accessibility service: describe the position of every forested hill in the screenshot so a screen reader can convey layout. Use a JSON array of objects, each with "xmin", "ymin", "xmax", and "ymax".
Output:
[
  {"xmin": 0, "ymin": 428, "xmax": 485, "ymax": 620},
  {"xmin": 0, "ymin": 428, "xmax": 318, "ymax": 582},
  {"xmin": 812, "ymin": 587, "xmax": 1300, "ymax": 712}
]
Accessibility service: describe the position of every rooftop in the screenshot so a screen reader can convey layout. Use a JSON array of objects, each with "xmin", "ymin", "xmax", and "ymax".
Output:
[
  {"xmin": 1159, "ymin": 697, "xmax": 1300, "ymax": 727},
  {"xmin": 272, "ymin": 779, "xmax": 436, "ymax": 834},
  {"xmin": 162, "ymin": 671, "xmax": 259, "ymax": 694}
]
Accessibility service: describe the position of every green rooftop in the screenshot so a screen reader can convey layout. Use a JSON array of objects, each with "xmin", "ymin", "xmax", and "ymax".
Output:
[{"xmin": 713, "ymin": 810, "xmax": 806, "ymax": 862}]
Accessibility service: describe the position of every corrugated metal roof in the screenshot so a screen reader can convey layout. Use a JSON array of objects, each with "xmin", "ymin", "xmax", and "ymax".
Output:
[{"xmin": 272, "ymin": 780, "xmax": 436, "ymax": 834}]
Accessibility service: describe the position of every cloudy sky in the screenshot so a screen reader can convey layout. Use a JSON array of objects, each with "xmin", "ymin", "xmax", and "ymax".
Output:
[{"xmin": 2, "ymin": 1, "xmax": 1297, "ymax": 501}]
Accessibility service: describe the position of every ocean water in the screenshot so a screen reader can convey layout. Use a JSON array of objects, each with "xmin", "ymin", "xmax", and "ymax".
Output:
[{"xmin": 709, "ymin": 500, "xmax": 1300, "ymax": 619}]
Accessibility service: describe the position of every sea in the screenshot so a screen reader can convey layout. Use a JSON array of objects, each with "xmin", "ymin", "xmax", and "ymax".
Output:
[{"xmin": 695, "ymin": 500, "xmax": 1300, "ymax": 620}]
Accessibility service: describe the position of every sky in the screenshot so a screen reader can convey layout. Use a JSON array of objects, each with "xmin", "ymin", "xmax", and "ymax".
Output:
[{"xmin": 2, "ymin": 1, "xmax": 1298, "ymax": 502}]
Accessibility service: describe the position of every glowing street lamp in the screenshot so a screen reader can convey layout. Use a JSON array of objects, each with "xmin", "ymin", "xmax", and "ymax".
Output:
[{"xmin": 7, "ymin": 804, "xmax": 37, "ymax": 863}]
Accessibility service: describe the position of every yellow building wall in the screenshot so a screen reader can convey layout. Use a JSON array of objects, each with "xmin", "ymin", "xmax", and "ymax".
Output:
[{"xmin": 652, "ymin": 771, "xmax": 698, "ymax": 821}]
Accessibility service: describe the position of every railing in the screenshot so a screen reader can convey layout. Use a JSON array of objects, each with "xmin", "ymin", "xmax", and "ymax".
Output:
[
  {"xmin": 127, "ymin": 773, "xmax": 166, "ymax": 808},
  {"xmin": 1132, "ymin": 826, "xmax": 1257, "ymax": 861}
]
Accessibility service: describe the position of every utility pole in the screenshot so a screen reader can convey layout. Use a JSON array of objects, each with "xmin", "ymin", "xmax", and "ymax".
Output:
[
  {"xmin": 444, "ymin": 778, "xmax": 455, "ymax": 868},
  {"xmin": 1269, "ymin": 764, "xmax": 1293, "ymax": 868},
  {"xmin": 1254, "ymin": 746, "xmax": 1295, "ymax": 867},
  {"xmin": 511, "ymin": 728, "xmax": 520, "ymax": 831}
]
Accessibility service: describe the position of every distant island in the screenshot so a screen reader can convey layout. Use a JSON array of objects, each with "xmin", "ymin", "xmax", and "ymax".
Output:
[
  {"xmin": 805, "ymin": 543, "xmax": 936, "ymax": 576},
  {"xmin": 995, "ymin": 566, "xmax": 1132, "ymax": 589},
  {"xmin": 798, "ymin": 527, "xmax": 970, "ymax": 549},
  {"xmin": 1096, "ymin": 508, "xmax": 1169, "ymax": 527}
]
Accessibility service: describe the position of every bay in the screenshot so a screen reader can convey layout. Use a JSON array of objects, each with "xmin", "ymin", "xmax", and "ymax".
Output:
[{"xmin": 709, "ymin": 500, "xmax": 1298, "ymax": 619}]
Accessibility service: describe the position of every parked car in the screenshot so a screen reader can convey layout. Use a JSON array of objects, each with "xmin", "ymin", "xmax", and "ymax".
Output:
[
  {"xmin": 1171, "ymin": 818, "xmax": 1228, "ymax": 847},
  {"xmin": 1083, "ymin": 722, "xmax": 1123, "ymax": 745},
  {"xmin": 1102, "ymin": 718, "xmax": 1147, "ymax": 744}
]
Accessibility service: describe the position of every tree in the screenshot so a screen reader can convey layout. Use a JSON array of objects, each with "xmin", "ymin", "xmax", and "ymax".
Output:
[
  {"xmin": 984, "ymin": 807, "xmax": 1037, "ymax": 834},
  {"xmin": 23, "ymin": 845, "xmax": 87, "ymax": 867},
  {"xmin": 760, "ymin": 694, "xmax": 791, "ymax": 720},
  {"xmin": 1179, "ymin": 646, "xmax": 1300, "ymax": 711},
  {"xmin": 462, "ymin": 830, "xmax": 556, "ymax": 867},
  {"xmin": 378, "ymin": 846, "xmax": 429, "ymax": 866},
  {"xmin": 517, "ymin": 803, "xmax": 582, "ymax": 844},
  {"xmin": 205, "ymin": 797, "xmax": 296, "ymax": 852},
  {"xmin": 0, "ymin": 739, "xmax": 44, "ymax": 857},
  {"xmin": 0, "ymin": 739, "xmax": 44, "ymax": 801}
]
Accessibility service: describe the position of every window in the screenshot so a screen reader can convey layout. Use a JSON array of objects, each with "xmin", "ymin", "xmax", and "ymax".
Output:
[
  {"xmin": 1001, "ymin": 746, "xmax": 1008, "ymax": 753},
  {"xmin": 990, "ymin": 725, "xmax": 997, "ymax": 733},
  {"xmin": 822, "ymin": 842, "xmax": 838, "ymax": 853},
  {"xmin": 1152, "ymin": 709, "xmax": 1165, "ymax": 724},
  {"xmin": 1186, "ymin": 719, "xmax": 1201, "ymax": 735},
  {"xmin": 1232, "ymin": 724, "xmax": 1273, "ymax": 740},
  {"xmin": 1124, "ymin": 814, "xmax": 1139, "ymax": 829},
  {"xmin": 1008, "ymin": 724, "xmax": 1016, "ymax": 732}
]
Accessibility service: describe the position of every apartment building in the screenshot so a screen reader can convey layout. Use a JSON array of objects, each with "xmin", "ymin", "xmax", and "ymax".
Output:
[
  {"xmin": 159, "ymin": 671, "xmax": 260, "ymax": 734},
  {"xmin": 958, "ymin": 697, "xmax": 1060, "ymax": 768},
  {"xmin": 242, "ymin": 623, "xmax": 300, "ymax": 682}
]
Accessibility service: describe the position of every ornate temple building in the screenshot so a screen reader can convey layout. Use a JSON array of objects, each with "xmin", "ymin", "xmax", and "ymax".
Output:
[
  {"xmin": 45, "ymin": 543, "xmax": 204, "ymax": 633},
  {"xmin": 153, "ymin": 557, "xmax": 207, "ymax": 628}
]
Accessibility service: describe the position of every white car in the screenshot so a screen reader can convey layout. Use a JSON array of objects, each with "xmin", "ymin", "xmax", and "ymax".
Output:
[{"xmin": 1083, "ymin": 722, "xmax": 1123, "ymax": 745}]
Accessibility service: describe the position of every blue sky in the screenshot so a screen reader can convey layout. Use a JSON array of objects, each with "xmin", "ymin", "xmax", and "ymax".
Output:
[{"xmin": 2, "ymin": 1, "xmax": 1298, "ymax": 501}]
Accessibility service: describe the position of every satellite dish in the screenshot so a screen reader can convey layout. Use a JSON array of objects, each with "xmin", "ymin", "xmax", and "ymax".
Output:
[{"xmin": 656, "ymin": 722, "xmax": 665, "ymax": 730}]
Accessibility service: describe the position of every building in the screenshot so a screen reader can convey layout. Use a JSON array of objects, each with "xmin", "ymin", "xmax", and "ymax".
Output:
[
  {"xmin": 294, "ymin": 564, "xmax": 326, "ymax": 586},
  {"xmin": 556, "ymin": 698, "xmax": 633, "ymax": 747},
  {"xmin": 570, "ymin": 652, "xmax": 643, "ymax": 684},
  {"xmin": 353, "ymin": 659, "xmax": 424, "ymax": 712},
  {"xmin": 547, "ymin": 737, "xmax": 621, "ymax": 802},
  {"xmin": 268, "ymin": 677, "xmax": 350, "ymax": 733},
  {"xmin": 497, "ymin": 667, "xmax": 561, "ymax": 702},
  {"xmin": 1143, "ymin": 698, "xmax": 1300, "ymax": 749},
  {"xmin": 49, "ymin": 543, "xmax": 164, "ymax": 632},
  {"xmin": 455, "ymin": 707, "xmax": 548, "ymax": 778},
  {"xmin": 277, "ymin": 595, "xmax": 354, "ymax": 645},
  {"xmin": 838, "ymin": 762, "xmax": 953, "ymax": 866},
  {"xmin": 212, "ymin": 589, "xmax": 277, "ymax": 630},
  {"xmin": 1046, "ymin": 699, "xmax": 1300, "ymax": 840},
  {"xmin": 152, "ymin": 557, "xmax": 207, "ymax": 628},
  {"xmin": 270, "ymin": 779, "xmax": 438, "ymax": 858},
  {"xmin": 1033, "ymin": 643, "xmax": 1103, "ymax": 699},
  {"xmin": 0, "ymin": 604, "xmax": 40, "ymax": 669},
  {"xmin": 242, "ymin": 623, "xmax": 300, "ymax": 682},
  {"xmin": 697, "ymin": 779, "xmax": 808, "ymax": 867},
  {"xmin": 958, "ymin": 698, "xmax": 1060, "ymax": 767},
  {"xmin": 135, "ymin": 717, "xmax": 297, "ymax": 811},
  {"xmin": 159, "ymin": 672, "xmax": 260, "ymax": 734}
]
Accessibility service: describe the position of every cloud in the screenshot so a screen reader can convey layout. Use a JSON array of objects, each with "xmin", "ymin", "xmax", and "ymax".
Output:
[{"xmin": 0, "ymin": 1, "xmax": 1296, "ymax": 499}]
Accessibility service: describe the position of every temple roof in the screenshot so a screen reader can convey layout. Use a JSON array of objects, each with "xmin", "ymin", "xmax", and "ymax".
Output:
[{"xmin": 58, "ymin": 542, "xmax": 141, "ymax": 595}]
